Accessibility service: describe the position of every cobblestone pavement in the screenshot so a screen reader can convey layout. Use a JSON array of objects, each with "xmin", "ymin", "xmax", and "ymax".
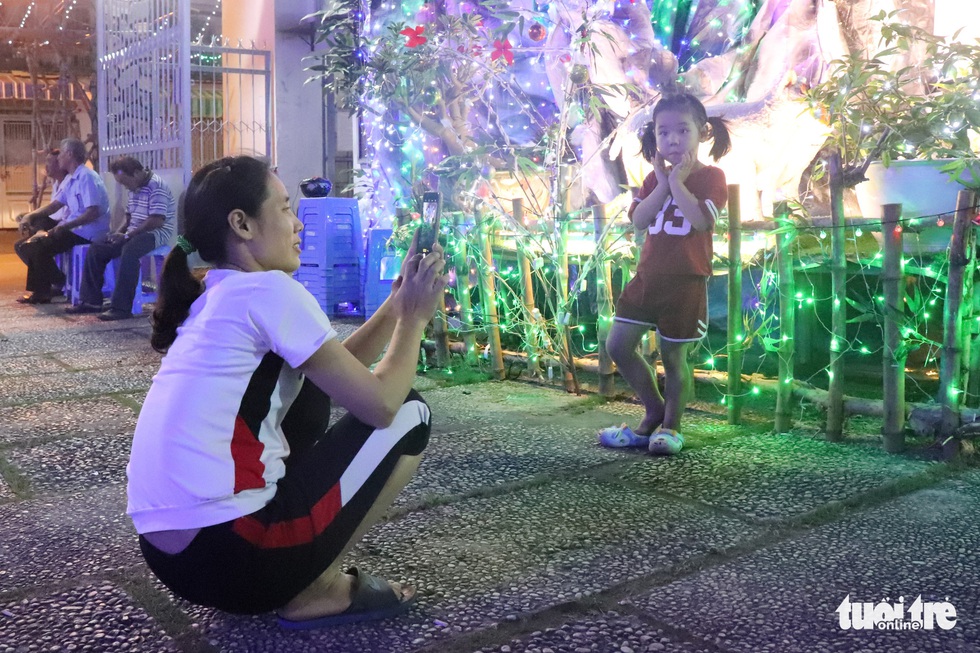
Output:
[{"xmin": 1, "ymin": 293, "xmax": 978, "ymax": 653}]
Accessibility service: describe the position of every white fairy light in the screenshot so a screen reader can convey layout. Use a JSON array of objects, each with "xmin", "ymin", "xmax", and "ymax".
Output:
[
  {"xmin": 194, "ymin": 0, "xmax": 221, "ymax": 44},
  {"xmin": 19, "ymin": 1, "xmax": 35, "ymax": 28}
]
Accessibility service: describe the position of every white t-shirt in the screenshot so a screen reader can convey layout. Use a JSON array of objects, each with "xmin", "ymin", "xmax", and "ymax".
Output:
[
  {"xmin": 127, "ymin": 269, "xmax": 337, "ymax": 534},
  {"xmin": 53, "ymin": 164, "xmax": 110, "ymax": 241}
]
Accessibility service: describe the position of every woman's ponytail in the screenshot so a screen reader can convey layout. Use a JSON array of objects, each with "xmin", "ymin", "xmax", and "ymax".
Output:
[{"xmin": 150, "ymin": 247, "xmax": 204, "ymax": 353}]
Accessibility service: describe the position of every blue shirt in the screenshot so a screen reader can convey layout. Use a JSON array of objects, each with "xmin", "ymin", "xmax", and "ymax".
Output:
[{"xmin": 54, "ymin": 165, "xmax": 110, "ymax": 242}]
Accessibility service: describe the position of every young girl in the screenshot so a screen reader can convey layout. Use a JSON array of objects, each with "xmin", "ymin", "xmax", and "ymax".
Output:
[
  {"xmin": 598, "ymin": 93, "xmax": 730, "ymax": 455},
  {"xmin": 127, "ymin": 156, "xmax": 447, "ymax": 629}
]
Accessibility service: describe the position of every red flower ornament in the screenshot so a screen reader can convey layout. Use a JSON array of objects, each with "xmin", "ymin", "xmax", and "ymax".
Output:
[
  {"xmin": 491, "ymin": 38, "xmax": 514, "ymax": 65},
  {"xmin": 400, "ymin": 25, "xmax": 427, "ymax": 48}
]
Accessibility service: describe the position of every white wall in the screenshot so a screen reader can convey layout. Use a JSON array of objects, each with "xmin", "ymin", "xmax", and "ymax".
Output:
[
  {"xmin": 273, "ymin": 1, "xmax": 356, "ymax": 199},
  {"xmin": 221, "ymin": 0, "xmax": 275, "ymax": 159}
]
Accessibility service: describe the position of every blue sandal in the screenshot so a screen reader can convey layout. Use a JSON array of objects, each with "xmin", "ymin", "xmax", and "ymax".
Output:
[
  {"xmin": 277, "ymin": 567, "xmax": 415, "ymax": 630},
  {"xmin": 597, "ymin": 424, "xmax": 651, "ymax": 448},
  {"xmin": 648, "ymin": 428, "xmax": 684, "ymax": 456}
]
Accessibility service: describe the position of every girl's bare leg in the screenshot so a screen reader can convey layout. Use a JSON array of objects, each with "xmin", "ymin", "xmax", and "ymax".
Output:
[
  {"xmin": 606, "ymin": 321, "xmax": 665, "ymax": 434},
  {"xmin": 659, "ymin": 339, "xmax": 692, "ymax": 432}
]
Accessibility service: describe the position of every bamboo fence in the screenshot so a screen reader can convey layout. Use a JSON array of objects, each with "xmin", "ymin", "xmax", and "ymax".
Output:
[{"xmin": 425, "ymin": 178, "xmax": 978, "ymax": 455}]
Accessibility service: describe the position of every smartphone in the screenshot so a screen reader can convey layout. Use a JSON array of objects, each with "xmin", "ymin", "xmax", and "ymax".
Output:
[{"xmin": 419, "ymin": 191, "xmax": 441, "ymax": 254}]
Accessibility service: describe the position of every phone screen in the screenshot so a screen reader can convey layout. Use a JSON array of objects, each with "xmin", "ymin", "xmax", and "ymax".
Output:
[{"xmin": 420, "ymin": 192, "xmax": 440, "ymax": 252}]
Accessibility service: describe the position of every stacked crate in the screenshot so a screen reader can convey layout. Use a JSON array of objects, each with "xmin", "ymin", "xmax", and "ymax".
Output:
[
  {"xmin": 364, "ymin": 228, "xmax": 402, "ymax": 319},
  {"xmin": 294, "ymin": 197, "xmax": 363, "ymax": 317}
]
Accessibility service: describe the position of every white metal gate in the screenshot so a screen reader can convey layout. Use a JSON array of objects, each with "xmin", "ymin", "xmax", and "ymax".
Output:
[
  {"xmin": 2, "ymin": 121, "xmax": 34, "ymax": 194},
  {"xmin": 97, "ymin": 1, "xmax": 272, "ymax": 198},
  {"xmin": 189, "ymin": 43, "xmax": 272, "ymax": 171},
  {"xmin": 0, "ymin": 117, "xmax": 72, "ymax": 229},
  {"xmin": 97, "ymin": 0, "xmax": 192, "ymax": 185},
  {"xmin": 1, "ymin": 121, "xmax": 37, "ymax": 228}
]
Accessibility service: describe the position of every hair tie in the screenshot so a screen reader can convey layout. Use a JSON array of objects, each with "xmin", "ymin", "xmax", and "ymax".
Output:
[{"xmin": 175, "ymin": 235, "xmax": 196, "ymax": 254}]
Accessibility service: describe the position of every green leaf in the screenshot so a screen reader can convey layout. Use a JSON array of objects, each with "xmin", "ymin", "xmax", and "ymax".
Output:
[
  {"xmin": 845, "ymin": 296, "xmax": 872, "ymax": 312},
  {"xmin": 762, "ymin": 336, "xmax": 781, "ymax": 352},
  {"xmin": 588, "ymin": 96, "xmax": 602, "ymax": 122},
  {"xmin": 905, "ymin": 287, "xmax": 922, "ymax": 312},
  {"xmin": 847, "ymin": 313, "xmax": 879, "ymax": 324}
]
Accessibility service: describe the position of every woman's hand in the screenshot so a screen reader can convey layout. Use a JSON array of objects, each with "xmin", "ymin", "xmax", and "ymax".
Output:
[
  {"xmin": 394, "ymin": 239, "xmax": 447, "ymax": 326},
  {"xmin": 390, "ymin": 230, "xmax": 419, "ymax": 296}
]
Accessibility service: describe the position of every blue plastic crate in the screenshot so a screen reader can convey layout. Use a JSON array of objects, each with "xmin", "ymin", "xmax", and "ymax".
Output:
[
  {"xmin": 364, "ymin": 228, "xmax": 402, "ymax": 319},
  {"xmin": 296, "ymin": 264, "xmax": 362, "ymax": 317},
  {"xmin": 297, "ymin": 198, "xmax": 363, "ymax": 269},
  {"xmin": 294, "ymin": 198, "xmax": 364, "ymax": 316}
]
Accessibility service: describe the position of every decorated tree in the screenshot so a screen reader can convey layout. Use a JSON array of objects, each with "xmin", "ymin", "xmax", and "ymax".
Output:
[{"xmin": 308, "ymin": 0, "xmax": 962, "ymax": 392}]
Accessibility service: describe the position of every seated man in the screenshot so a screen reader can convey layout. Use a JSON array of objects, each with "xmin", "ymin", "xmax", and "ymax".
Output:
[
  {"xmin": 15, "ymin": 139, "xmax": 110, "ymax": 304},
  {"xmin": 15, "ymin": 149, "xmax": 70, "ymax": 241},
  {"xmin": 66, "ymin": 156, "xmax": 177, "ymax": 320}
]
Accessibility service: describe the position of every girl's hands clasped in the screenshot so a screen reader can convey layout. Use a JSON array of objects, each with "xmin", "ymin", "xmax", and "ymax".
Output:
[{"xmin": 668, "ymin": 152, "xmax": 695, "ymax": 186}]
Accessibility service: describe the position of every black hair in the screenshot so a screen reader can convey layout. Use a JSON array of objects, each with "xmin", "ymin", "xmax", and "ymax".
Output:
[
  {"xmin": 108, "ymin": 156, "xmax": 145, "ymax": 176},
  {"xmin": 639, "ymin": 93, "xmax": 732, "ymax": 164},
  {"xmin": 151, "ymin": 155, "xmax": 272, "ymax": 352}
]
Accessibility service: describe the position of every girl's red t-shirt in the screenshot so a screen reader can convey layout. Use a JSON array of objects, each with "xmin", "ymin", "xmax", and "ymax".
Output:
[{"xmin": 632, "ymin": 166, "xmax": 727, "ymax": 278}]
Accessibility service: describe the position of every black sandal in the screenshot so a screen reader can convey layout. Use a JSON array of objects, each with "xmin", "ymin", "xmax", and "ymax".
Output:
[{"xmin": 277, "ymin": 567, "xmax": 416, "ymax": 630}]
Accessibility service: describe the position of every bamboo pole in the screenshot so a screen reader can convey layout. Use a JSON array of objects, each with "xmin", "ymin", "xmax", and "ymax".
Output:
[
  {"xmin": 626, "ymin": 225, "xmax": 656, "ymax": 359},
  {"xmin": 452, "ymin": 212, "xmax": 478, "ymax": 365},
  {"xmin": 826, "ymin": 153, "xmax": 846, "ymax": 441},
  {"xmin": 431, "ymin": 239, "xmax": 451, "ymax": 366},
  {"xmin": 774, "ymin": 201, "xmax": 796, "ymax": 433},
  {"xmin": 430, "ymin": 303, "xmax": 451, "ymax": 366},
  {"xmin": 593, "ymin": 204, "xmax": 616, "ymax": 396},
  {"xmin": 968, "ymin": 287, "xmax": 980, "ymax": 408},
  {"xmin": 959, "ymin": 199, "xmax": 977, "ymax": 412},
  {"xmin": 881, "ymin": 203, "xmax": 906, "ymax": 453},
  {"xmin": 513, "ymin": 198, "xmax": 542, "ymax": 377},
  {"xmin": 428, "ymin": 208, "xmax": 450, "ymax": 368},
  {"xmin": 554, "ymin": 216, "xmax": 580, "ymax": 393},
  {"xmin": 475, "ymin": 210, "xmax": 506, "ymax": 380},
  {"xmin": 726, "ymin": 185, "xmax": 743, "ymax": 424},
  {"xmin": 938, "ymin": 190, "xmax": 977, "ymax": 456}
]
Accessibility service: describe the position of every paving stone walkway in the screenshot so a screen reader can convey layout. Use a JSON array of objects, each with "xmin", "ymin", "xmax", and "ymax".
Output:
[{"xmin": 0, "ymin": 296, "xmax": 978, "ymax": 653}]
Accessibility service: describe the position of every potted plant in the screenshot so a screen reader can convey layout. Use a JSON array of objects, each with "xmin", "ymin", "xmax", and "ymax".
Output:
[{"xmin": 804, "ymin": 11, "xmax": 980, "ymax": 228}]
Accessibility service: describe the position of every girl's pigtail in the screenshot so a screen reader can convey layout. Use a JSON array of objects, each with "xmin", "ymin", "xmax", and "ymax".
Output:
[
  {"xmin": 639, "ymin": 121, "xmax": 658, "ymax": 164},
  {"xmin": 706, "ymin": 116, "xmax": 732, "ymax": 161}
]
